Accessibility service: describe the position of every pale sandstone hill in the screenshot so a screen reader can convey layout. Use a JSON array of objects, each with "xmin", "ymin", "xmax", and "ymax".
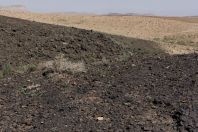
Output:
[
  {"xmin": 0, "ymin": 5, "xmax": 27, "ymax": 12},
  {"xmin": 0, "ymin": 10, "xmax": 197, "ymax": 54}
]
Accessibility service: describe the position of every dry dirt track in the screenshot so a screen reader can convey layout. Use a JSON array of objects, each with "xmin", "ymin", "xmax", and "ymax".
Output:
[{"xmin": 0, "ymin": 16, "xmax": 198, "ymax": 131}]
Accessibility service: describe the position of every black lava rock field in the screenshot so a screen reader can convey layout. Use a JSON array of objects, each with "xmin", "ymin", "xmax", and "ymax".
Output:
[{"xmin": 0, "ymin": 16, "xmax": 197, "ymax": 131}]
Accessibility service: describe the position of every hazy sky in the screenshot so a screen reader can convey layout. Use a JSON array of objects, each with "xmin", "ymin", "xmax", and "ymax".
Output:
[{"xmin": 0, "ymin": 0, "xmax": 198, "ymax": 16}]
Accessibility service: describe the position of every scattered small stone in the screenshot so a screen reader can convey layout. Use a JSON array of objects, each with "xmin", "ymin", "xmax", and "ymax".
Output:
[
  {"xmin": 62, "ymin": 42, "xmax": 68, "ymax": 45},
  {"xmin": 142, "ymin": 126, "xmax": 153, "ymax": 131},
  {"xmin": 22, "ymin": 105, "xmax": 27, "ymax": 108},
  {"xmin": 123, "ymin": 102, "xmax": 131, "ymax": 106},
  {"xmin": 97, "ymin": 117, "xmax": 104, "ymax": 121},
  {"xmin": 132, "ymin": 64, "xmax": 136, "ymax": 67},
  {"xmin": 27, "ymin": 84, "xmax": 40, "ymax": 90}
]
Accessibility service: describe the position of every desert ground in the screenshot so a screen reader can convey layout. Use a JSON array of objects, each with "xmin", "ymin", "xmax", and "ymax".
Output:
[
  {"xmin": 0, "ymin": 10, "xmax": 197, "ymax": 131},
  {"xmin": 0, "ymin": 10, "xmax": 198, "ymax": 55}
]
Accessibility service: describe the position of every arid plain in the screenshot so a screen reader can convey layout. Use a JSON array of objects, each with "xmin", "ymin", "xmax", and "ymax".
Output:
[{"xmin": 0, "ymin": 10, "xmax": 198, "ymax": 54}]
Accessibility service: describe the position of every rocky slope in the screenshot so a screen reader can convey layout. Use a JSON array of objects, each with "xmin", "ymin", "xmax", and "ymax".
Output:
[{"xmin": 0, "ymin": 16, "xmax": 197, "ymax": 131}]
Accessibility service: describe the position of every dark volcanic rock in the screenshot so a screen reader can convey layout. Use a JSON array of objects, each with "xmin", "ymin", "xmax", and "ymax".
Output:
[{"xmin": 0, "ymin": 15, "xmax": 197, "ymax": 131}]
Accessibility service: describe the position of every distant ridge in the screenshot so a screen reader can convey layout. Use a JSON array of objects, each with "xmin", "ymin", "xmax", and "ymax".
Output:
[
  {"xmin": 105, "ymin": 12, "xmax": 154, "ymax": 16},
  {"xmin": 0, "ymin": 5, "xmax": 28, "ymax": 12},
  {"xmin": 48, "ymin": 12, "xmax": 96, "ymax": 16}
]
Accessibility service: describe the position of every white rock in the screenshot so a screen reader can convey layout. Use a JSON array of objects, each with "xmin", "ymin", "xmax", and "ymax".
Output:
[
  {"xmin": 132, "ymin": 64, "xmax": 136, "ymax": 67},
  {"xmin": 97, "ymin": 117, "xmax": 104, "ymax": 121},
  {"xmin": 62, "ymin": 42, "xmax": 68, "ymax": 45}
]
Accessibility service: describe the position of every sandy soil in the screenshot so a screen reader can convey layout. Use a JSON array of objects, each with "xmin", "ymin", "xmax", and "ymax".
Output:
[
  {"xmin": 0, "ymin": 10, "xmax": 198, "ymax": 54},
  {"xmin": 0, "ymin": 10, "xmax": 198, "ymax": 39}
]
